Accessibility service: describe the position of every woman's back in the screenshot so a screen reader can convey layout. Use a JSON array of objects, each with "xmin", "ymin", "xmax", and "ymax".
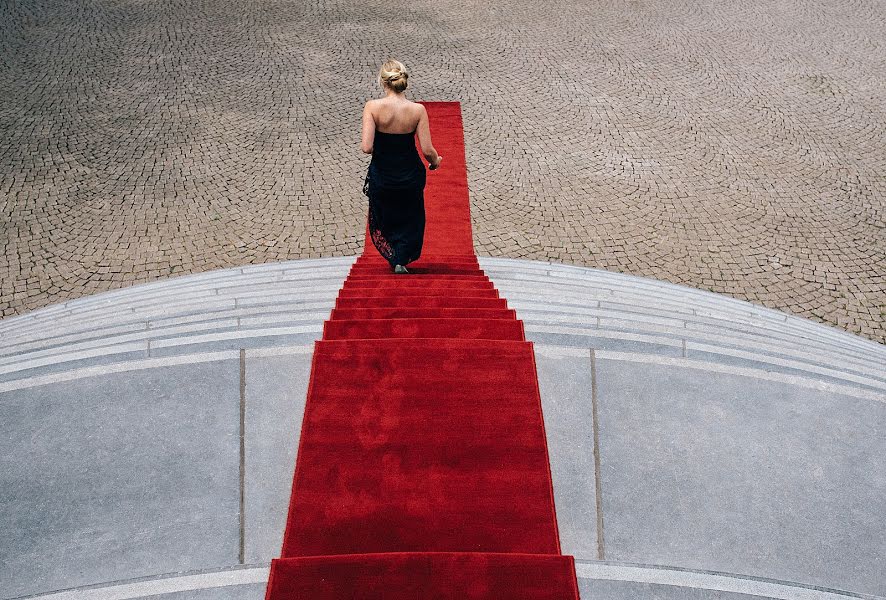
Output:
[{"xmin": 370, "ymin": 98, "xmax": 422, "ymax": 134}]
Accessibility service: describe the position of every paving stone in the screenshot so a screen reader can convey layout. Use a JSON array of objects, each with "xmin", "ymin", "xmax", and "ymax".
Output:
[
  {"xmin": 0, "ymin": 0, "xmax": 882, "ymax": 342},
  {"xmin": 535, "ymin": 350, "xmax": 600, "ymax": 561},
  {"xmin": 594, "ymin": 358, "xmax": 886, "ymax": 596},
  {"xmin": 577, "ymin": 578, "xmax": 767, "ymax": 600},
  {"xmin": 145, "ymin": 583, "xmax": 267, "ymax": 600},
  {"xmin": 0, "ymin": 360, "xmax": 242, "ymax": 598},
  {"xmin": 244, "ymin": 350, "xmax": 314, "ymax": 563}
]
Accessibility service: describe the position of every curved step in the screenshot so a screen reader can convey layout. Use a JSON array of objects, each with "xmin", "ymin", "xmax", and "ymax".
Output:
[
  {"xmin": 268, "ymin": 553, "xmax": 578, "ymax": 600},
  {"xmin": 323, "ymin": 318, "xmax": 525, "ymax": 341},
  {"xmin": 0, "ymin": 260, "xmax": 355, "ymax": 383},
  {"xmin": 1, "ymin": 257, "xmax": 882, "ymax": 401},
  {"xmin": 336, "ymin": 297, "xmax": 509, "ymax": 309},
  {"xmin": 347, "ymin": 274, "xmax": 490, "ymax": 281},
  {"xmin": 330, "ymin": 308, "xmax": 517, "ymax": 320},
  {"xmin": 350, "ymin": 265, "xmax": 484, "ymax": 275},
  {"xmin": 337, "ymin": 288, "xmax": 500, "ymax": 299},
  {"xmin": 342, "ymin": 279, "xmax": 495, "ymax": 290},
  {"xmin": 479, "ymin": 258, "xmax": 885, "ymax": 398},
  {"xmin": 14, "ymin": 561, "xmax": 877, "ymax": 600}
]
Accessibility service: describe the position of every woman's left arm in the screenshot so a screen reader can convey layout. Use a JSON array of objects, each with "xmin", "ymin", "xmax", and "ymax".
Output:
[{"xmin": 360, "ymin": 102, "xmax": 375, "ymax": 154}]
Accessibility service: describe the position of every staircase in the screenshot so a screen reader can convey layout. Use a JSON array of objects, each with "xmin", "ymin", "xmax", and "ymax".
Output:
[{"xmin": 264, "ymin": 102, "xmax": 580, "ymax": 598}]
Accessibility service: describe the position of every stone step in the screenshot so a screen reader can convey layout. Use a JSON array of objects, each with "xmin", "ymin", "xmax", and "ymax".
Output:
[
  {"xmin": 342, "ymin": 279, "xmax": 495, "ymax": 290},
  {"xmin": 574, "ymin": 561, "xmax": 872, "ymax": 600},
  {"xmin": 0, "ymin": 261, "xmax": 352, "ymax": 329},
  {"xmin": 0, "ymin": 273, "xmax": 348, "ymax": 338},
  {"xmin": 514, "ymin": 308, "xmax": 885, "ymax": 378},
  {"xmin": 336, "ymin": 296, "xmax": 510, "ymax": 309},
  {"xmin": 510, "ymin": 293, "xmax": 880, "ymax": 369},
  {"xmin": 337, "ymin": 288, "xmax": 500, "ymax": 299},
  {"xmin": 330, "ymin": 308, "xmax": 517, "ymax": 320},
  {"xmin": 1, "ymin": 257, "xmax": 881, "ymax": 400},
  {"xmin": 0, "ymin": 312, "xmax": 332, "ymax": 370},
  {"xmin": 0, "ymin": 292, "xmax": 335, "ymax": 345},
  {"xmin": 0, "ymin": 316, "xmax": 329, "ymax": 379},
  {"xmin": 347, "ymin": 274, "xmax": 490, "ymax": 282},
  {"xmin": 323, "ymin": 318, "xmax": 526, "ymax": 341},
  {"xmin": 481, "ymin": 259, "xmax": 878, "ymax": 353},
  {"xmin": 492, "ymin": 278, "xmax": 879, "ymax": 360},
  {"xmin": 267, "ymin": 553, "xmax": 578, "ymax": 600}
]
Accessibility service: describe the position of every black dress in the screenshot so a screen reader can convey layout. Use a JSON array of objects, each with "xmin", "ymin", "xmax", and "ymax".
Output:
[{"xmin": 362, "ymin": 129, "xmax": 426, "ymax": 267}]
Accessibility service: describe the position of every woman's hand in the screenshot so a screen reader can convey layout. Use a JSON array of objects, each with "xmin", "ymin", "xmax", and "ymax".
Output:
[{"xmin": 429, "ymin": 155, "xmax": 443, "ymax": 170}]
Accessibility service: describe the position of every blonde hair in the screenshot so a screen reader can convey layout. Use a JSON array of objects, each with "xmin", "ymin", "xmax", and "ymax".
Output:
[{"xmin": 378, "ymin": 59, "xmax": 409, "ymax": 93}]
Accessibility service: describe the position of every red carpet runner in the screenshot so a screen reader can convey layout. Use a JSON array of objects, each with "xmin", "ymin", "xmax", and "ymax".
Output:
[{"xmin": 266, "ymin": 102, "xmax": 580, "ymax": 599}]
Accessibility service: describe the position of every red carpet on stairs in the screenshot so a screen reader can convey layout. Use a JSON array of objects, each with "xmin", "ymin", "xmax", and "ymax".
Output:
[{"xmin": 266, "ymin": 102, "xmax": 580, "ymax": 599}]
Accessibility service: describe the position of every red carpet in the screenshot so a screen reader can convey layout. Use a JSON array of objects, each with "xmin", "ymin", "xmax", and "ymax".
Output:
[
  {"xmin": 266, "ymin": 102, "xmax": 579, "ymax": 599},
  {"xmin": 330, "ymin": 307, "xmax": 517, "ymax": 320},
  {"xmin": 335, "ymin": 296, "xmax": 509, "ymax": 309},
  {"xmin": 268, "ymin": 553, "xmax": 578, "ymax": 599}
]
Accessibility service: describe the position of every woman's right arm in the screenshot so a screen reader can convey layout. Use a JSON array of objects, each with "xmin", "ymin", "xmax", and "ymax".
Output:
[
  {"xmin": 361, "ymin": 102, "xmax": 375, "ymax": 154},
  {"xmin": 416, "ymin": 105, "xmax": 442, "ymax": 168}
]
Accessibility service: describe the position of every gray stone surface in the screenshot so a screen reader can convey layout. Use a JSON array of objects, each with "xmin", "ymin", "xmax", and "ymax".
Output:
[
  {"xmin": 0, "ymin": 322, "xmax": 149, "ymax": 358},
  {"xmin": 685, "ymin": 347, "xmax": 886, "ymax": 393},
  {"xmin": 244, "ymin": 350, "xmax": 314, "ymax": 563},
  {"xmin": 0, "ymin": 349, "xmax": 151, "ymax": 385},
  {"xmin": 534, "ymin": 350, "xmax": 600, "ymax": 561},
  {"xmin": 577, "ymin": 578, "xmax": 765, "ymax": 600},
  {"xmin": 594, "ymin": 358, "xmax": 886, "ymax": 596},
  {"xmin": 142, "ymin": 582, "xmax": 266, "ymax": 600},
  {"xmin": 0, "ymin": 360, "xmax": 241, "ymax": 599},
  {"xmin": 525, "ymin": 327, "xmax": 684, "ymax": 357},
  {"xmin": 147, "ymin": 331, "xmax": 323, "ymax": 358},
  {"xmin": 0, "ymin": 257, "xmax": 884, "ymax": 598}
]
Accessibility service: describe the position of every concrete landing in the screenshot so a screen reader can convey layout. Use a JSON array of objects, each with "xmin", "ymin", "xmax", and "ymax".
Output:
[{"xmin": 1, "ymin": 257, "xmax": 883, "ymax": 600}]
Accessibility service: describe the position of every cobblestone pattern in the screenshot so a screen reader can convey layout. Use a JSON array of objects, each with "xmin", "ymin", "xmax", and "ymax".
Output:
[{"xmin": 1, "ymin": 0, "xmax": 884, "ymax": 342}]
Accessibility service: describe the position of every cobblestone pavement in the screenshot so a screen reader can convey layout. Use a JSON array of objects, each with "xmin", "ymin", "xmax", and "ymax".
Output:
[{"xmin": 2, "ymin": 0, "xmax": 884, "ymax": 342}]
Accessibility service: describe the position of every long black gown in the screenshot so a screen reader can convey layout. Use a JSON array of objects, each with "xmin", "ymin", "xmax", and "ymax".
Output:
[{"xmin": 362, "ymin": 128, "xmax": 426, "ymax": 267}]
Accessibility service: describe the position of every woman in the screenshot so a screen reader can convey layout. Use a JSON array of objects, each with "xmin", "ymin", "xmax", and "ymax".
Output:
[{"xmin": 361, "ymin": 59, "xmax": 443, "ymax": 273}]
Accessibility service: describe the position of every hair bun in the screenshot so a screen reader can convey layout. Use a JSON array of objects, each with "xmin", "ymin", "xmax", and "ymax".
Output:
[{"xmin": 378, "ymin": 59, "xmax": 409, "ymax": 91}]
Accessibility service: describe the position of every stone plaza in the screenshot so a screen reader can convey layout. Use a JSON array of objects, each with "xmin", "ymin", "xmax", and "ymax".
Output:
[
  {"xmin": 1, "ymin": 0, "xmax": 884, "ymax": 341},
  {"xmin": 2, "ymin": 2, "xmax": 886, "ymax": 598}
]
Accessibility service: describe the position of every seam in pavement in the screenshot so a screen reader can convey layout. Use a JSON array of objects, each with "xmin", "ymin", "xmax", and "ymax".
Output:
[
  {"xmin": 590, "ymin": 348, "xmax": 606, "ymax": 560},
  {"xmin": 239, "ymin": 348, "xmax": 246, "ymax": 565}
]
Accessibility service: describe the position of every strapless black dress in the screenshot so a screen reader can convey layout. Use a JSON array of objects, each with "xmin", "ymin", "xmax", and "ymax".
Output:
[{"xmin": 362, "ymin": 129, "xmax": 426, "ymax": 267}]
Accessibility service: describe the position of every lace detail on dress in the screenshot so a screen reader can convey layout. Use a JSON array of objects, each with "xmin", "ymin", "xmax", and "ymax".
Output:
[{"xmin": 368, "ymin": 205, "xmax": 395, "ymax": 265}]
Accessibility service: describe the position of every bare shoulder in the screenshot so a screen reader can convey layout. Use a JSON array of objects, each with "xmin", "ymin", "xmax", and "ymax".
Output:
[{"xmin": 411, "ymin": 102, "xmax": 427, "ymax": 127}]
